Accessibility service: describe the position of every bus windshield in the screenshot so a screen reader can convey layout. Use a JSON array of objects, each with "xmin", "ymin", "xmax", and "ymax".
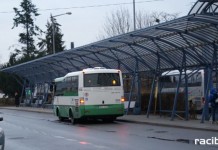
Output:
[{"xmin": 84, "ymin": 73, "xmax": 120, "ymax": 87}]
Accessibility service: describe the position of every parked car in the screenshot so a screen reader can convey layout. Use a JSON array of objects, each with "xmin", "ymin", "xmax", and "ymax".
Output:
[{"xmin": 0, "ymin": 117, "xmax": 4, "ymax": 150}]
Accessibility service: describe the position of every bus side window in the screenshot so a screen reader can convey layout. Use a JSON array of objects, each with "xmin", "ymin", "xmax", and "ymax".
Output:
[
  {"xmin": 71, "ymin": 76, "xmax": 78, "ymax": 89},
  {"xmin": 65, "ymin": 77, "xmax": 71, "ymax": 92},
  {"xmin": 55, "ymin": 82, "xmax": 64, "ymax": 96},
  {"xmin": 71, "ymin": 76, "xmax": 79, "ymax": 96}
]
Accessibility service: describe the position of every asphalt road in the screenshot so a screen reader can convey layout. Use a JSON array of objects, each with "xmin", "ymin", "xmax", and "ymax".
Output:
[{"xmin": 0, "ymin": 109, "xmax": 217, "ymax": 150}]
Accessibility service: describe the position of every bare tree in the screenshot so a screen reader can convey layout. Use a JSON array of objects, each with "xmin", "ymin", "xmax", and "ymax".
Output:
[
  {"xmin": 98, "ymin": 8, "xmax": 179, "ymax": 39},
  {"xmin": 100, "ymin": 8, "xmax": 131, "ymax": 39},
  {"xmin": 150, "ymin": 11, "xmax": 179, "ymax": 23},
  {"xmin": 136, "ymin": 11, "xmax": 154, "ymax": 29}
]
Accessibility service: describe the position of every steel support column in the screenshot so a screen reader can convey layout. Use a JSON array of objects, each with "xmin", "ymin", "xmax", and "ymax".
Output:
[
  {"xmin": 158, "ymin": 76, "xmax": 163, "ymax": 117},
  {"xmin": 146, "ymin": 72, "xmax": 156, "ymax": 118},
  {"xmin": 171, "ymin": 69, "xmax": 182, "ymax": 121},
  {"xmin": 201, "ymin": 43, "xmax": 217, "ymax": 123},
  {"xmin": 201, "ymin": 67, "xmax": 212, "ymax": 123},
  {"xmin": 134, "ymin": 59, "xmax": 141, "ymax": 115},
  {"xmin": 20, "ymin": 79, "xmax": 26, "ymax": 104},
  {"xmin": 43, "ymin": 82, "xmax": 48, "ymax": 105},
  {"xmin": 146, "ymin": 59, "xmax": 160, "ymax": 118},
  {"xmin": 184, "ymin": 53, "xmax": 189, "ymax": 120},
  {"xmin": 30, "ymin": 82, "xmax": 33, "ymax": 105},
  {"xmin": 126, "ymin": 73, "xmax": 136, "ymax": 115}
]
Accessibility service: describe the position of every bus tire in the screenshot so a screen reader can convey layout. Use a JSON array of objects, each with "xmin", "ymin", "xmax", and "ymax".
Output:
[
  {"xmin": 103, "ymin": 117, "xmax": 116, "ymax": 123},
  {"xmin": 69, "ymin": 110, "xmax": 76, "ymax": 125},
  {"xmin": 56, "ymin": 108, "xmax": 64, "ymax": 121}
]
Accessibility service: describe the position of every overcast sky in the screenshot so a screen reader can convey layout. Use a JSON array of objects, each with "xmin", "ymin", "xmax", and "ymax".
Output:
[{"xmin": 0, "ymin": 0, "xmax": 196, "ymax": 64}]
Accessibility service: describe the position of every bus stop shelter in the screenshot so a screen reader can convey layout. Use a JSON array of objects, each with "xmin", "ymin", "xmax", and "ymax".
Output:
[{"xmin": 1, "ymin": 0, "xmax": 218, "ymax": 122}]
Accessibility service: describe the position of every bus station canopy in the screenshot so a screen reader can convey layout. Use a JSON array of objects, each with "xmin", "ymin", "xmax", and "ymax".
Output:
[{"xmin": 1, "ymin": 0, "xmax": 218, "ymax": 84}]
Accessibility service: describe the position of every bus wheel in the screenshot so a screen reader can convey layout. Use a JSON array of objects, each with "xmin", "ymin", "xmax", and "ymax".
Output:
[
  {"xmin": 59, "ymin": 116, "xmax": 64, "ymax": 121},
  {"xmin": 56, "ymin": 109, "xmax": 64, "ymax": 121},
  {"xmin": 103, "ymin": 117, "xmax": 116, "ymax": 123},
  {"xmin": 69, "ymin": 110, "xmax": 76, "ymax": 125}
]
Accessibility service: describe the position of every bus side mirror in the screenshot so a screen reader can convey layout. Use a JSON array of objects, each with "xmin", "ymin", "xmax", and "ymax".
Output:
[
  {"xmin": 54, "ymin": 85, "xmax": 56, "ymax": 93},
  {"xmin": 50, "ymin": 85, "xmax": 53, "ymax": 92}
]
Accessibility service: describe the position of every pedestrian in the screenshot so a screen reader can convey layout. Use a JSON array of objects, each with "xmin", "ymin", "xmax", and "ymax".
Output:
[
  {"xmin": 15, "ymin": 91, "xmax": 20, "ymax": 107},
  {"xmin": 209, "ymin": 88, "xmax": 218, "ymax": 124},
  {"xmin": 189, "ymin": 100, "xmax": 196, "ymax": 119}
]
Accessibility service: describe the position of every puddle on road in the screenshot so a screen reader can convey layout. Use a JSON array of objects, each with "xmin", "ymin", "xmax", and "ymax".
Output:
[
  {"xmin": 154, "ymin": 131, "xmax": 168, "ymax": 133},
  {"xmin": 105, "ymin": 130, "xmax": 116, "ymax": 133},
  {"xmin": 147, "ymin": 136, "xmax": 194, "ymax": 144},
  {"xmin": 146, "ymin": 129, "xmax": 154, "ymax": 131},
  {"xmin": 8, "ymin": 137, "xmax": 25, "ymax": 140}
]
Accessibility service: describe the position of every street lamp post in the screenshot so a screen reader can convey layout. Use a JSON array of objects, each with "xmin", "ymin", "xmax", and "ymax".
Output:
[
  {"xmin": 51, "ymin": 12, "xmax": 72, "ymax": 54},
  {"xmin": 133, "ymin": 0, "xmax": 136, "ymax": 31}
]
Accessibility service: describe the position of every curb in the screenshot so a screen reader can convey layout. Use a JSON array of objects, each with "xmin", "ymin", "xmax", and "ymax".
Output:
[
  {"xmin": 116, "ymin": 119, "xmax": 218, "ymax": 132},
  {"xmin": 0, "ymin": 107, "xmax": 53, "ymax": 114}
]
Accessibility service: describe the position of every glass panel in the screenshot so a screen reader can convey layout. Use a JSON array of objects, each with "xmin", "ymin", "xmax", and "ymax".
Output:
[
  {"xmin": 55, "ymin": 76, "xmax": 79, "ymax": 96},
  {"xmin": 189, "ymin": 2, "xmax": 204, "ymax": 14},
  {"xmin": 84, "ymin": 73, "xmax": 120, "ymax": 87},
  {"xmin": 64, "ymin": 76, "xmax": 78, "ymax": 96},
  {"xmin": 198, "ymin": 2, "xmax": 208, "ymax": 14},
  {"xmin": 55, "ymin": 82, "xmax": 65, "ymax": 96}
]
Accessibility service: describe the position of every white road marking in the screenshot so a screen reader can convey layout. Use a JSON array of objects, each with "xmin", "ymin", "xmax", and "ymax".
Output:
[
  {"xmin": 53, "ymin": 135, "xmax": 108, "ymax": 149},
  {"xmin": 66, "ymin": 138, "xmax": 77, "ymax": 142},
  {"xmin": 54, "ymin": 136, "xmax": 65, "ymax": 139},
  {"xmin": 92, "ymin": 145, "xmax": 108, "ymax": 149},
  {"xmin": 40, "ymin": 131, "xmax": 47, "ymax": 135}
]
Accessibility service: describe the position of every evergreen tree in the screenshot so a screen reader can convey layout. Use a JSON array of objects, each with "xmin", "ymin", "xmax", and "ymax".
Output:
[
  {"xmin": 8, "ymin": 53, "xmax": 17, "ymax": 66},
  {"xmin": 38, "ymin": 17, "xmax": 65, "ymax": 55},
  {"xmin": 0, "ymin": 72, "xmax": 22, "ymax": 97},
  {"xmin": 12, "ymin": 0, "xmax": 41, "ymax": 58}
]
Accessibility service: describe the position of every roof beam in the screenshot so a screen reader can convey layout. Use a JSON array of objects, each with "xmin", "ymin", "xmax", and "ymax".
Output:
[
  {"xmin": 155, "ymin": 27, "xmax": 212, "ymax": 43},
  {"xmin": 90, "ymin": 53, "xmax": 111, "ymax": 69},
  {"xmin": 52, "ymin": 55, "xmax": 80, "ymax": 70},
  {"xmin": 131, "ymin": 34, "xmax": 204, "ymax": 65},
  {"xmin": 156, "ymin": 36, "xmax": 205, "ymax": 65},
  {"xmin": 126, "ymin": 45, "xmax": 155, "ymax": 70},
  {"xmin": 179, "ymin": 33, "xmax": 207, "ymax": 64},
  {"xmin": 24, "ymin": 64, "xmax": 64, "ymax": 79},
  {"xmin": 67, "ymin": 51, "xmax": 111, "ymax": 69},
  {"xmin": 57, "ymin": 54, "xmax": 93, "ymax": 68},
  {"xmin": 188, "ymin": 15, "xmax": 218, "ymax": 26},
  {"xmin": 110, "ymin": 39, "xmax": 177, "ymax": 68},
  {"xmin": 93, "ymin": 44, "xmax": 155, "ymax": 72},
  {"xmin": 81, "ymin": 48, "xmax": 133, "ymax": 72},
  {"xmin": 113, "ymin": 47, "xmax": 154, "ymax": 71},
  {"xmin": 36, "ymin": 61, "xmax": 66, "ymax": 75}
]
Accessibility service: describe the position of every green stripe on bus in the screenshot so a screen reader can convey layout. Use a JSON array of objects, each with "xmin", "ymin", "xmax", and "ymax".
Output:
[
  {"xmin": 54, "ymin": 104, "xmax": 124, "ymax": 119},
  {"xmin": 82, "ymin": 104, "xmax": 124, "ymax": 116}
]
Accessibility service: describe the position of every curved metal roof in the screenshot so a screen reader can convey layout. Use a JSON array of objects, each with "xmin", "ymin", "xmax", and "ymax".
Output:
[
  {"xmin": 189, "ymin": 0, "xmax": 218, "ymax": 15},
  {"xmin": 1, "ymin": 0, "xmax": 218, "ymax": 83}
]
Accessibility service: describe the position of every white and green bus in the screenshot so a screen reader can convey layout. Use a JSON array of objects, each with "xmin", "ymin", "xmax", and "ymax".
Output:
[{"xmin": 53, "ymin": 67, "xmax": 125, "ymax": 124}]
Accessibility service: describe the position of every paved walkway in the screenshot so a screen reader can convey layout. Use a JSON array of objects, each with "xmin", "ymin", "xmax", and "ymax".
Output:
[{"xmin": 1, "ymin": 106, "xmax": 217, "ymax": 131}]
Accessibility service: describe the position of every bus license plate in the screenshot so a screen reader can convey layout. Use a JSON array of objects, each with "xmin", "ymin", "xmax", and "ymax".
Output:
[{"xmin": 99, "ymin": 106, "xmax": 108, "ymax": 108}]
